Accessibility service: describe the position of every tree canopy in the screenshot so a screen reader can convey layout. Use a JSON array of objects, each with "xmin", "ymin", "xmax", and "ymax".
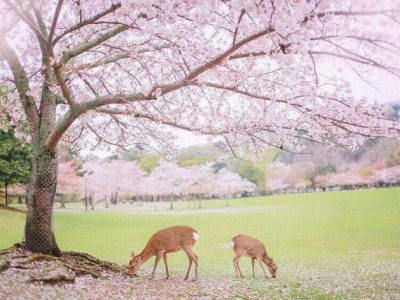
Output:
[{"xmin": 0, "ymin": 1, "xmax": 399, "ymax": 157}]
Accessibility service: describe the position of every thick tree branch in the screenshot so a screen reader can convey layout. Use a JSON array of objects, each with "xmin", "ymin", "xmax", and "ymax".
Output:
[
  {"xmin": 185, "ymin": 27, "xmax": 274, "ymax": 81},
  {"xmin": 45, "ymin": 92, "xmax": 153, "ymax": 150},
  {"xmin": 52, "ymin": 67, "xmax": 76, "ymax": 107},
  {"xmin": 53, "ymin": 25, "xmax": 129, "ymax": 107},
  {"xmin": 83, "ymin": 92, "xmax": 154, "ymax": 109},
  {"xmin": 76, "ymin": 54, "xmax": 130, "ymax": 71},
  {"xmin": 0, "ymin": 31, "xmax": 39, "ymax": 132},
  {"xmin": 150, "ymin": 27, "xmax": 274, "ymax": 97},
  {"xmin": 48, "ymin": 0, "xmax": 64, "ymax": 46},
  {"xmin": 232, "ymin": 9, "xmax": 246, "ymax": 45},
  {"xmin": 60, "ymin": 25, "xmax": 128, "ymax": 64}
]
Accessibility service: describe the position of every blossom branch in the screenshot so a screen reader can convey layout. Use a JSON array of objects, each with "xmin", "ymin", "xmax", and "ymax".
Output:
[
  {"xmin": 232, "ymin": 9, "xmax": 245, "ymax": 45},
  {"xmin": 60, "ymin": 25, "xmax": 128, "ymax": 64},
  {"xmin": 309, "ymin": 50, "xmax": 400, "ymax": 78},
  {"xmin": 3, "ymin": 0, "xmax": 47, "ymax": 43},
  {"xmin": 48, "ymin": 0, "xmax": 64, "ymax": 46},
  {"xmin": 53, "ymin": 2, "xmax": 122, "ymax": 45},
  {"xmin": 185, "ymin": 27, "xmax": 274, "ymax": 81},
  {"xmin": 46, "ymin": 92, "xmax": 153, "ymax": 150}
]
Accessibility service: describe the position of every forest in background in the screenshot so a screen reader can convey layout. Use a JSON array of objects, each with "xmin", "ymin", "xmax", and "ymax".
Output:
[{"xmin": 2, "ymin": 136, "xmax": 400, "ymax": 207}]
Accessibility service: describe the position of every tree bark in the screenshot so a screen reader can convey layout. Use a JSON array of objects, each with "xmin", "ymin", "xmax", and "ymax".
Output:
[{"xmin": 24, "ymin": 148, "xmax": 62, "ymax": 256}]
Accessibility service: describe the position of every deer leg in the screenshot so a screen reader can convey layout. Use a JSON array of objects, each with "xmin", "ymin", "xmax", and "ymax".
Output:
[
  {"xmin": 183, "ymin": 249, "xmax": 198, "ymax": 280},
  {"xmin": 152, "ymin": 253, "xmax": 163, "ymax": 278},
  {"xmin": 186, "ymin": 257, "xmax": 193, "ymax": 280},
  {"xmin": 192, "ymin": 252, "xmax": 199, "ymax": 280},
  {"xmin": 233, "ymin": 255, "xmax": 244, "ymax": 277},
  {"xmin": 251, "ymin": 258, "xmax": 255, "ymax": 278},
  {"xmin": 256, "ymin": 257, "xmax": 268, "ymax": 278},
  {"xmin": 233, "ymin": 257, "xmax": 238, "ymax": 277},
  {"xmin": 163, "ymin": 253, "xmax": 170, "ymax": 279}
]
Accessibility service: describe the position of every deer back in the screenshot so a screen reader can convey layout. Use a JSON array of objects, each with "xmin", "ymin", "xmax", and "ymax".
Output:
[
  {"xmin": 230, "ymin": 234, "xmax": 267, "ymax": 258},
  {"xmin": 150, "ymin": 225, "xmax": 198, "ymax": 253}
]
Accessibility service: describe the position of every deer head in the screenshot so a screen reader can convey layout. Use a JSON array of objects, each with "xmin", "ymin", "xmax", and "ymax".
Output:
[
  {"xmin": 266, "ymin": 257, "xmax": 278, "ymax": 278},
  {"xmin": 128, "ymin": 251, "xmax": 141, "ymax": 276}
]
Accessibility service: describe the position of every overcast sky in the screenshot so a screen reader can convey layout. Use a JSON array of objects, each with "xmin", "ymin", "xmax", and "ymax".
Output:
[{"xmin": 350, "ymin": 73, "xmax": 400, "ymax": 104}]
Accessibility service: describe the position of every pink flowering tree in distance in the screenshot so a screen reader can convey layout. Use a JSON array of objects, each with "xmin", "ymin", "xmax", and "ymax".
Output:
[
  {"xmin": 215, "ymin": 168, "xmax": 256, "ymax": 198},
  {"xmin": 57, "ymin": 160, "xmax": 84, "ymax": 207},
  {"xmin": 83, "ymin": 160, "xmax": 145, "ymax": 201},
  {"xmin": 147, "ymin": 161, "xmax": 181, "ymax": 197},
  {"xmin": 0, "ymin": 1, "xmax": 400, "ymax": 255}
]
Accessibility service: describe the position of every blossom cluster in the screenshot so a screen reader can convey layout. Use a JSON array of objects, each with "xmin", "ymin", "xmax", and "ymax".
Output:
[{"xmin": 0, "ymin": 0, "xmax": 399, "ymax": 155}]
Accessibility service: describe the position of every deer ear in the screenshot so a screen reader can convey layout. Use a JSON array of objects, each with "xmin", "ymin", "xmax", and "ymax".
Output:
[{"xmin": 131, "ymin": 251, "xmax": 135, "ymax": 257}]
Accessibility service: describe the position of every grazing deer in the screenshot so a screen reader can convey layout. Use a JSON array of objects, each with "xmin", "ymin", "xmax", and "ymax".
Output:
[
  {"xmin": 230, "ymin": 234, "xmax": 277, "ymax": 278},
  {"xmin": 129, "ymin": 225, "xmax": 199, "ymax": 280}
]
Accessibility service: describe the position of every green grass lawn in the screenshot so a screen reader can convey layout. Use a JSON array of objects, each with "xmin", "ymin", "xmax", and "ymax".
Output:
[{"xmin": 1, "ymin": 188, "xmax": 400, "ymax": 299}]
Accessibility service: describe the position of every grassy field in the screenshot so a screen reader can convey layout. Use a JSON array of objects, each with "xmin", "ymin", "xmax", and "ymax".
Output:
[{"xmin": 1, "ymin": 188, "xmax": 400, "ymax": 299}]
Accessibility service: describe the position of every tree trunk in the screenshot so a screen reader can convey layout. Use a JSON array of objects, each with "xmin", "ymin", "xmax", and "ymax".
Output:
[
  {"xmin": 60, "ymin": 194, "xmax": 66, "ymax": 208},
  {"xmin": 90, "ymin": 193, "xmax": 94, "ymax": 210},
  {"xmin": 24, "ymin": 149, "xmax": 61, "ymax": 256},
  {"xmin": 5, "ymin": 183, "xmax": 8, "ymax": 206}
]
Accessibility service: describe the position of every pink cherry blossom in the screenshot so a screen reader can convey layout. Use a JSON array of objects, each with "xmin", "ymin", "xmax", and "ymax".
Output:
[{"xmin": 0, "ymin": 0, "xmax": 398, "ymax": 157}]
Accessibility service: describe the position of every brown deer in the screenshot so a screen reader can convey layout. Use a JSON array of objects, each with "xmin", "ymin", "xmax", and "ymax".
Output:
[
  {"xmin": 129, "ymin": 225, "xmax": 199, "ymax": 280},
  {"xmin": 230, "ymin": 234, "xmax": 277, "ymax": 278}
]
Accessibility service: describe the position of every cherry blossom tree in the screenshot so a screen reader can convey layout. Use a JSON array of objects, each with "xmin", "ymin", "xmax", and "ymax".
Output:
[
  {"xmin": 147, "ymin": 161, "xmax": 180, "ymax": 196},
  {"xmin": 283, "ymin": 162, "xmax": 312, "ymax": 191},
  {"xmin": 265, "ymin": 162, "xmax": 290, "ymax": 192},
  {"xmin": 83, "ymin": 160, "xmax": 145, "ymax": 202},
  {"xmin": 145, "ymin": 161, "xmax": 182, "ymax": 208},
  {"xmin": 214, "ymin": 168, "xmax": 256, "ymax": 202},
  {"xmin": 0, "ymin": 1, "xmax": 400, "ymax": 254},
  {"xmin": 375, "ymin": 165, "xmax": 400, "ymax": 184},
  {"xmin": 184, "ymin": 164, "xmax": 216, "ymax": 208}
]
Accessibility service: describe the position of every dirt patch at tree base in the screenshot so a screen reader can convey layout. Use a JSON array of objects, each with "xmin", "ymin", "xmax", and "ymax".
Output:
[
  {"xmin": 2, "ymin": 244, "xmax": 399, "ymax": 299},
  {"xmin": 0, "ymin": 244, "xmax": 130, "ymax": 283}
]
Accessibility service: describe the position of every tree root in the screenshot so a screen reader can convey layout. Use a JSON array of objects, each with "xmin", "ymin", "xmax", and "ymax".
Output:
[
  {"xmin": 0, "ymin": 258, "xmax": 10, "ymax": 272},
  {"xmin": 29, "ymin": 273, "xmax": 75, "ymax": 283},
  {"xmin": 0, "ymin": 244, "xmax": 131, "ymax": 284},
  {"xmin": 0, "ymin": 243, "xmax": 22, "ymax": 255}
]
